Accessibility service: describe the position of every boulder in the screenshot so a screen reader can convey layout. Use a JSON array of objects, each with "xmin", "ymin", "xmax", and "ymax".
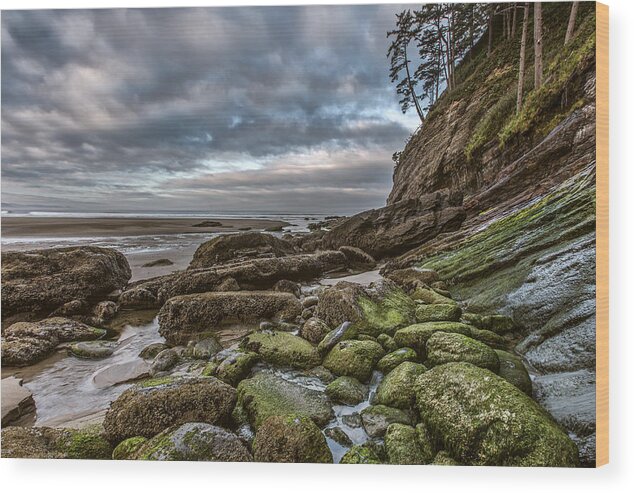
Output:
[
  {"xmin": 376, "ymin": 347, "xmax": 419, "ymax": 374},
  {"xmin": 360, "ymin": 405, "xmax": 414, "ymax": 438},
  {"xmin": 2, "ymin": 318, "xmax": 107, "ymax": 367},
  {"xmin": 112, "ymin": 437, "xmax": 148, "ymax": 460},
  {"xmin": 374, "ymin": 362, "xmax": 427, "ymax": 409},
  {"xmin": 158, "ymin": 291, "xmax": 302, "ymax": 345},
  {"xmin": 253, "ymin": 414, "xmax": 332, "ymax": 463},
  {"xmin": 415, "ymin": 362, "xmax": 579, "ymax": 467},
  {"xmin": 69, "ymin": 340, "xmax": 118, "ymax": 359},
  {"xmin": 393, "ymin": 321, "xmax": 473, "ymax": 356},
  {"xmin": 139, "ymin": 342, "xmax": 170, "ymax": 359},
  {"xmin": 317, "ymin": 321, "xmax": 357, "ymax": 356},
  {"xmin": 425, "ymin": 332, "xmax": 500, "ymax": 372},
  {"xmin": 202, "ymin": 350, "xmax": 260, "ymax": 386},
  {"xmin": 103, "ymin": 376, "xmax": 237, "ymax": 443},
  {"xmin": 240, "ymin": 330, "xmax": 320, "ymax": 370},
  {"xmin": 1, "ymin": 377, "xmax": 35, "ymax": 426},
  {"xmin": 324, "ymin": 427, "xmax": 353, "ymax": 447},
  {"xmin": 121, "ymin": 251, "xmax": 347, "ymax": 308},
  {"xmin": 1, "ymin": 426, "xmax": 112, "ymax": 459},
  {"xmin": 300, "ymin": 317, "xmax": 331, "ymax": 345},
  {"xmin": 322, "ymin": 340, "xmax": 385, "ymax": 383},
  {"xmin": 325, "ymin": 376, "xmax": 367, "ymax": 405},
  {"xmin": 338, "ymin": 246, "xmax": 377, "ymax": 268},
  {"xmin": 384, "ymin": 423, "xmax": 432, "ymax": 465},
  {"xmin": 340, "ymin": 443, "xmax": 384, "ymax": 464},
  {"xmin": 411, "ymin": 287, "xmax": 457, "ymax": 305},
  {"xmin": 127, "ymin": 422, "xmax": 253, "ymax": 461},
  {"xmin": 377, "ymin": 333, "xmax": 398, "ymax": 353},
  {"xmin": 415, "ymin": 303, "xmax": 462, "ymax": 322},
  {"xmin": 496, "ymin": 350, "xmax": 533, "ymax": 394},
  {"xmin": 432, "ymin": 451, "xmax": 461, "ymax": 465},
  {"xmin": 189, "ymin": 232, "xmax": 295, "ymax": 269},
  {"xmin": 462, "ymin": 313, "xmax": 516, "ymax": 334},
  {"xmin": 2, "ymin": 246, "xmax": 131, "ymax": 322},
  {"xmin": 384, "ymin": 268, "xmax": 440, "ymax": 292},
  {"xmin": 316, "ymin": 191, "xmax": 466, "ymax": 259},
  {"xmin": 237, "ymin": 372, "xmax": 333, "ymax": 430},
  {"xmin": 149, "ymin": 348, "xmax": 180, "ymax": 375},
  {"xmin": 191, "ymin": 337, "xmax": 223, "ymax": 359}
]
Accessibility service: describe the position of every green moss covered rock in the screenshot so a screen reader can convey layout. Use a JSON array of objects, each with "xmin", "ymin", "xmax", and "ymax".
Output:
[
  {"xmin": 103, "ymin": 376, "xmax": 237, "ymax": 444},
  {"xmin": 374, "ymin": 362, "xmax": 427, "ymax": 409},
  {"xmin": 393, "ymin": 322, "xmax": 473, "ymax": 355},
  {"xmin": 240, "ymin": 330, "xmax": 320, "ymax": 370},
  {"xmin": 432, "ymin": 450, "xmax": 461, "ymax": 465},
  {"xmin": 237, "ymin": 372, "xmax": 333, "ymax": 430},
  {"xmin": 325, "ymin": 376, "xmax": 367, "ymax": 405},
  {"xmin": 112, "ymin": 437, "xmax": 148, "ymax": 459},
  {"xmin": 415, "ymin": 362, "xmax": 579, "ymax": 467},
  {"xmin": 384, "ymin": 423, "xmax": 432, "ymax": 465},
  {"xmin": 425, "ymin": 332, "xmax": 500, "ymax": 372},
  {"xmin": 129, "ymin": 422, "xmax": 252, "ymax": 461},
  {"xmin": 322, "ymin": 340, "xmax": 385, "ymax": 383},
  {"xmin": 462, "ymin": 313, "xmax": 515, "ymax": 334},
  {"xmin": 377, "ymin": 333, "xmax": 398, "ymax": 352},
  {"xmin": 324, "ymin": 426, "xmax": 353, "ymax": 447},
  {"xmin": 495, "ymin": 350, "xmax": 533, "ymax": 394},
  {"xmin": 415, "ymin": 303, "xmax": 462, "ymax": 323},
  {"xmin": 340, "ymin": 443, "xmax": 384, "ymax": 464},
  {"xmin": 317, "ymin": 321, "xmax": 358, "ymax": 356},
  {"xmin": 253, "ymin": 414, "xmax": 332, "ymax": 463},
  {"xmin": 360, "ymin": 404, "xmax": 414, "ymax": 438},
  {"xmin": 411, "ymin": 287, "xmax": 457, "ymax": 305},
  {"xmin": 300, "ymin": 317, "xmax": 331, "ymax": 344},
  {"xmin": 1, "ymin": 426, "xmax": 112, "ymax": 459},
  {"xmin": 69, "ymin": 340, "xmax": 117, "ymax": 359},
  {"xmin": 376, "ymin": 347, "xmax": 419, "ymax": 374},
  {"xmin": 202, "ymin": 350, "xmax": 259, "ymax": 386}
]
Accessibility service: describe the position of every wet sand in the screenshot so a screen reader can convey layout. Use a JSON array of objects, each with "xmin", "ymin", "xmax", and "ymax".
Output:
[{"xmin": 1, "ymin": 216, "xmax": 289, "ymax": 238}]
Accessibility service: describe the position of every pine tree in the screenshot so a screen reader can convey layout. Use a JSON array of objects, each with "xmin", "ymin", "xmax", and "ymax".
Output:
[
  {"xmin": 534, "ymin": 2, "xmax": 543, "ymax": 89},
  {"xmin": 517, "ymin": 3, "xmax": 530, "ymax": 113},
  {"xmin": 565, "ymin": 1, "xmax": 580, "ymax": 45}
]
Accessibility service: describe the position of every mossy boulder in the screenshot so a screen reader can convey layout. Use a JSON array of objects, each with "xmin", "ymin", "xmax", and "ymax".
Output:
[
  {"xmin": 384, "ymin": 268, "xmax": 440, "ymax": 292},
  {"xmin": 69, "ymin": 340, "xmax": 118, "ymax": 359},
  {"xmin": 393, "ymin": 321, "xmax": 473, "ymax": 355},
  {"xmin": 112, "ymin": 437, "xmax": 148, "ymax": 459},
  {"xmin": 467, "ymin": 326, "xmax": 506, "ymax": 348},
  {"xmin": 411, "ymin": 287, "xmax": 457, "ymax": 305},
  {"xmin": 139, "ymin": 342, "xmax": 170, "ymax": 359},
  {"xmin": 1, "ymin": 426, "xmax": 111, "ymax": 459},
  {"xmin": 495, "ymin": 350, "xmax": 533, "ymax": 394},
  {"xmin": 317, "ymin": 321, "xmax": 358, "ymax": 356},
  {"xmin": 129, "ymin": 422, "xmax": 252, "ymax": 461},
  {"xmin": 253, "ymin": 414, "xmax": 332, "ymax": 463},
  {"xmin": 240, "ymin": 330, "xmax": 320, "ymax": 370},
  {"xmin": 202, "ymin": 350, "xmax": 260, "ymax": 386},
  {"xmin": 377, "ymin": 333, "xmax": 398, "ymax": 352},
  {"xmin": 415, "ymin": 362, "xmax": 579, "ymax": 467},
  {"xmin": 300, "ymin": 317, "xmax": 331, "ymax": 344},
  {"xmin": 432, "ymin": 450, "xmax": 461, "ymax": 465},
  {"xmin": 103, "ymin": 376, "xmax": 237, "ymax": 444},
  {"xmin": 237, "ymin": 372, "xmax": 333, "ymax": 430},
  {"xmin": 374, "ymin": 362, "xmax": 427, "ymax": 410},
  {"xmin": 322, "ymin": 340, "xmax": 385, "ymax": 383},
  {"xmin": 415, "ymin": 303, "xmax": 462, "ymax": 322},
  {"xmin": 425, "ymin": 332, "xmax": 500, "ymax": 372},
  {"xmin": 324, "ymin": 426, "xmax": 353, "ymax": 447},
  {"xmin": 462, "ymin": 313, "xmax": 515, "ymax": 335},
  {"xmin": 360, "ymin": 405, "xmax": 414, "ymax": 438},
  {"xmin": 340, "ymin": 443, "xmax": 384, "ymax": 464},
  {"xmin": 325, "ymin": 376, "xmax": 367, "ymax": 405},
  {"xmin": 384, "ymin": 423, "xmax": 433, "ymax": 465},
  {"xmin": 376, "ymin": 347, "xmax": 419, "ymax": 374}
]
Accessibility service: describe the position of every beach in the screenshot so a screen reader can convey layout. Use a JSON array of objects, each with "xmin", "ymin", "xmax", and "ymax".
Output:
[{"xmin": 1, "ymin": 216, "xmax": 291, "ymax": 281}]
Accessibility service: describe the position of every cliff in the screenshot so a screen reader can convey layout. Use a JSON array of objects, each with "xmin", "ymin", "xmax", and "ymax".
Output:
[{"xmin": 383, "ymin": 3, "xmax": 598, "ymax": 466}]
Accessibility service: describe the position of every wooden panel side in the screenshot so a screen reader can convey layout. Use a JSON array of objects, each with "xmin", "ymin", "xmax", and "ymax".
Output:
[{"xmin": 595, "ymin": 0, "xmax": 609, "ymax": 468}]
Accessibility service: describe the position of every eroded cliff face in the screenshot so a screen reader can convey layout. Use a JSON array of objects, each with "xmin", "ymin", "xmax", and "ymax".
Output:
[{"xmin": 383, "ymin": 4, "xmax": 598, "ymax": 465}]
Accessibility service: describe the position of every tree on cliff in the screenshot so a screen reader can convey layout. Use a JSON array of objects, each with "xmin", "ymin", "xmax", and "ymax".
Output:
[
  {"xmin": 533, "ymin": 2, "xmax": 543, "ymax": 89},
  {"xmin": 516, "ymin": 3, "xmax": 530, "ymax": 113},
  {"xmin": 565, "ymin": 1, "xmax": 580, "ymax": 45},
  {"xmin": 387, "ymin": 10, "xmax": 425, "ymax": 122}
]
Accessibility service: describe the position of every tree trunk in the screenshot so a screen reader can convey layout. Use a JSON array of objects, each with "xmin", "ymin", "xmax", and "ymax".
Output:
[
  {"xmin": 403, "ymin": 42, "xmax": 424, "ymax": 122},
  {"xmin": 487, "ymin": 5, "xmax": 494, "ymax": 56},
  {"xmin": 565, "ymin": 1, "xmax": 580, "ymax": 45},
  {"xmin": 511, "ymin": 3, "xmax": 518, "ymax": 37},
  {"xmin": 517, "ymin": 3, "xmax": 530, "ymax": 113},
  {"xmin": 534, "ymin": 2, "xmax": 543, "ymax": 89}
]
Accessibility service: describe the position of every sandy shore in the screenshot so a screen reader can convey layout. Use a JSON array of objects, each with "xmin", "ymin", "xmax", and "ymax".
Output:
[{"xmin": 1, "ymin": 216, "xmax": 289, "ymax": 238}]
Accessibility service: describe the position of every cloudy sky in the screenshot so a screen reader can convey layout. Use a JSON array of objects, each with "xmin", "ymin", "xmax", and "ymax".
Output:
[{"xmin": 1, "ymin": 5, "xmax": 419, "ymax": 214}]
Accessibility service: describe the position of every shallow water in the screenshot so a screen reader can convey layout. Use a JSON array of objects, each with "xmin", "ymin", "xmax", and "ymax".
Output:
[{"xmin": 22, "ymin": 317, "xmax": 164, "ymax": 427}]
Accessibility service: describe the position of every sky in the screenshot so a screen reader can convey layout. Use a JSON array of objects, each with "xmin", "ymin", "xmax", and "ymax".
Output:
[{"xmin": 1, "ymin": 5, "xmax": 420, "ymax": 214}]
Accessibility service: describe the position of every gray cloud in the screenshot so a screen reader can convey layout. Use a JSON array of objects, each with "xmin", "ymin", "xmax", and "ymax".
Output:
[{"xmin": 1, "ymin": 5, "xmax": 418, "ymax": 214}]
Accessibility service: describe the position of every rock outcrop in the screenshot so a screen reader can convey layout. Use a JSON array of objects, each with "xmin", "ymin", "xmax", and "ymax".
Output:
[{"xmin": 1, "ymin": 246, "xmax": 131, "ymax": 324}]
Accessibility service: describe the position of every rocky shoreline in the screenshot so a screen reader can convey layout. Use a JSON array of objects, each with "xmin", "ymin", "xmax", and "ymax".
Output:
[{"xmin": 1, "ymin": 228, "xmax": 585, "ymax": 466}]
